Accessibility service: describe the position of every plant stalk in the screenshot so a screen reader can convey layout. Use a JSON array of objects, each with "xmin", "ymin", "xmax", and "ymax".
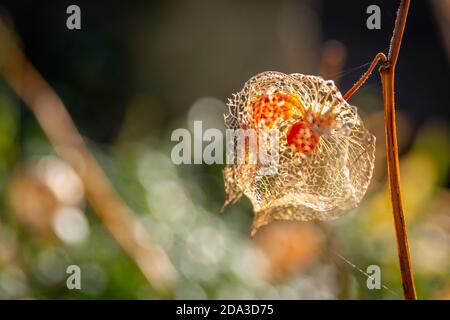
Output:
[{"xmin": 379, "ymin": 0, "xmax": 416, "ymax": 300}]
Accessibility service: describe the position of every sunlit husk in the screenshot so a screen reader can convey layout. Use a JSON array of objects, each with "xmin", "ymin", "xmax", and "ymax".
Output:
[{"xmin": 223, "ymin": 71, "xmax": 376, "ymax": 235}]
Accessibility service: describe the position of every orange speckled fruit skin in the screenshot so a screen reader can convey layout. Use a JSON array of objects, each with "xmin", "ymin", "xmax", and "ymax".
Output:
[
  {"xmin": 287, "ymin": 121, "xmax": 319, "ymax": 154},
  {"xmin": 251, "ymin": 92, "xmax": 297, "ymax": 129}
]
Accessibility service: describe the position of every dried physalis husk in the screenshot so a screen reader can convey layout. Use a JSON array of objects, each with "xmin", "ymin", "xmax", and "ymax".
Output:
[{"xmin": 223, "ymin": 71, "xmax": 376, "ymax": 235}]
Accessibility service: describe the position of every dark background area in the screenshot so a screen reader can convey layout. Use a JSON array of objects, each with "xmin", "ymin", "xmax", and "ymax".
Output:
[{"xmin": 2, "ymin": 0, "xmax": 449, "ymax": 142}]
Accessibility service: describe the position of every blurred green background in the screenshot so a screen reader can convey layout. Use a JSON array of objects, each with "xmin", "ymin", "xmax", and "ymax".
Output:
[{"xmin": 0, "ymin": 0, "xmax": 448, "ymax": 299}]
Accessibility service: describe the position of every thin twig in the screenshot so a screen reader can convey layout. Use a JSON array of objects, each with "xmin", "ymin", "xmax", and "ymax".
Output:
[
  {"xmin": 0, "ymin": 20, "xmax": 178, "ymax": 293},
  {"xmin": 343, "ymin": 52, "xmax": 386, "ymax": 100},
  {"xmin": 379, "ymin": 0, "xmax": 417, "ymax": 300}
]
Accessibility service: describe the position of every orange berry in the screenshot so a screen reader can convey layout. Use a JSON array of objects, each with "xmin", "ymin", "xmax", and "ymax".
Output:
[{"xmin": 287, "ymin": 121, "xmax": 319, "ymax": 154}]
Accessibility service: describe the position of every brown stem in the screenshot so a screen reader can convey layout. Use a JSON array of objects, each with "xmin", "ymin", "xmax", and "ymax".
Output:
[
  {"xmin": 343, "ymin": 52, "xmax": 386, "ymax": 100},
  {"xmin": 0, "ymin": 20, "xmax": 177, "ymax": 292},
  {"xmin": 379, "ymin": 0, "xmax": 416, "ymax": 300}
]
